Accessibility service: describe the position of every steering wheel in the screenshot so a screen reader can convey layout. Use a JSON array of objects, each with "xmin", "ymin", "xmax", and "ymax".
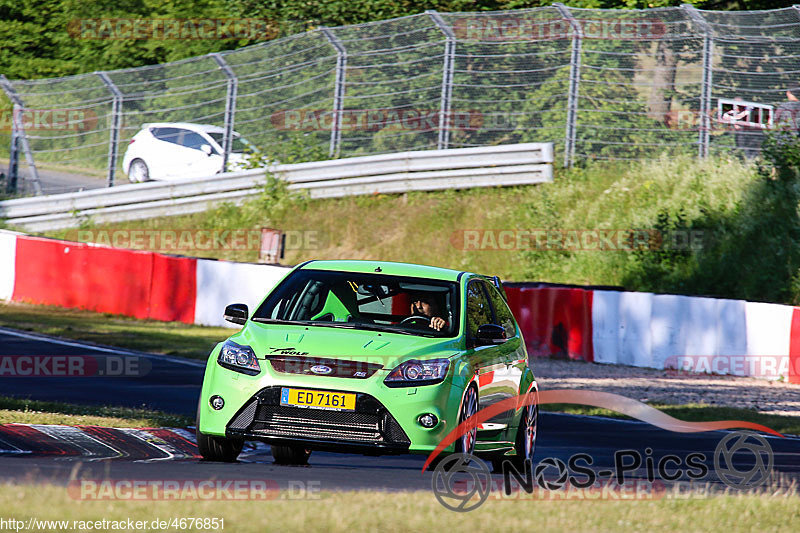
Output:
[{"xmin": 399, "ymin": 315, "xmax": 432, "ymax": 327}]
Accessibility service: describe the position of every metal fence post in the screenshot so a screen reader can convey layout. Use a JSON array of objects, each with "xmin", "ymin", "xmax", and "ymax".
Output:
[
  {"xmin": 211, "ymin": 53, "xmax": 238, "ymax": 172},
  {"xmin": 554, "ymin": 3, "xmax": 582, "ymax": 168},
  {"xmin": 0, "ymin": 74, "xmax": 42, "ymax": 195},
  {"xmin": 6, "ymin": 132, "xmax": 18, "ymax": 194},
  {"xmin": 427, "ymin": 10, "xmax": 456, "ymax": 151},
  {"xmin": 683, "ymin": 4, "xmax": 714, "ymax": 159},
  {"xmin": 321, "ymin": 28, "xmax": 347, "ymax": 159},
  {"xmin": 97, "ymin": 72, "xmax": 122, "ymax": 187}
]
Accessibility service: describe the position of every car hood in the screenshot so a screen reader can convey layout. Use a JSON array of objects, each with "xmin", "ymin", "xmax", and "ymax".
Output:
[{"xmin": 229, "ymin": 322, "xmax": 462, "ymax": 369}]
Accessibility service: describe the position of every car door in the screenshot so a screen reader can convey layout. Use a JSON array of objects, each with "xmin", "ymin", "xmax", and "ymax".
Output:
[
  {"xmin": 482, "ymin": 280, "xmax": 525, "ymax": 429},
  {"xmin": 179, "ymin": 130, "xmax": 224, "ymax": 178},
  {"xmin": 149, "ymin": 127, "xmax": 198, "ymax": 180},
  {"xmin": 465, "ymin": 278, "xmax": 513, "ymax": 431}
]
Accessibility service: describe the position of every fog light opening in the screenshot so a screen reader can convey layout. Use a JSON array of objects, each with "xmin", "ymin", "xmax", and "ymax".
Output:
[
  {"xmin": 418, "ymin": 413, "xmax": 438, "ymax": 428},
  {"xmin": 210, "ymin": 395, "xmax": 225, "ymax": 410}
]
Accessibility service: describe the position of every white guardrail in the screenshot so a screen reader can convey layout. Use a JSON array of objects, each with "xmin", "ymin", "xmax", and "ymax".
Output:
[{"xmin": 0, "ymin": 143, "xmax": 553, "ymax": 232}]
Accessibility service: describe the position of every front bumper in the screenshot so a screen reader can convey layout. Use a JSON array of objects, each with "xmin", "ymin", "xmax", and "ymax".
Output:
[
  {"xmin": 225, "ymin": 386, "xmax": 412, "ymax": 454},
  {"xmin": 198, "ymin": 347, "xmax": 468, "ymax": 455}
]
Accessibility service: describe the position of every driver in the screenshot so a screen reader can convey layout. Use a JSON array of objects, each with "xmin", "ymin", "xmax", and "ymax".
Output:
[{"xmin": 410, "ymin": 293, "xmax": 447, "ymax": 331}]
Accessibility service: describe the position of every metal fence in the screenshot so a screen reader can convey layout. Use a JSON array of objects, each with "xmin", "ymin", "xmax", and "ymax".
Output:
[
  {"xmin": 3, "ymin": 4, "xmax": 800, "ymax": 195},
  {"xmin": 0, "ymin": 143, "xmax": 553, "ymax": 231}
]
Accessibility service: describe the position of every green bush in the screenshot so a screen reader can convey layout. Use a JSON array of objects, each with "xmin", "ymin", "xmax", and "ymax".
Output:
[{"xmin": 624, "ymin": 131, "xmax": 800, "ymax": 304}]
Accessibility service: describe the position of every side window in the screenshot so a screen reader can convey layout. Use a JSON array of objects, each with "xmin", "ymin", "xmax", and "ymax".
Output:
[
  {"xmin": 181, "ymin": 130, "xmax": 212, "ymax": 151},
  {"xmin": 484, "ymin": 282, "xmax": 517, "ymax": 339},
  {"xmin": 466, "ymin": 280, "xmax": 492, "ymax": 342},
  {"xmin": 151, "ymin": 127, "xmax": 181, "ymax": 145}
]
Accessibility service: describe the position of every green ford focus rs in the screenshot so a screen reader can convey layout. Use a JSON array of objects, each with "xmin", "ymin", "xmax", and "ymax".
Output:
[{"xmin": 196, "ymin": 259, "xmax": 538, "ymax": 467}]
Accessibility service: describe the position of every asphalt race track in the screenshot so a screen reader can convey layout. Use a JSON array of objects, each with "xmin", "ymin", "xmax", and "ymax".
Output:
[
  {"xmin": 1, "ymin": 327, "xmax": 799, "ymax": 494},
  {"xmin": 1, "ymin": 165, "xmax": 107, "ymax": 196},
  {"xmin": 0, "ymin": 327, "xmax": 205, "ymax": 415}
]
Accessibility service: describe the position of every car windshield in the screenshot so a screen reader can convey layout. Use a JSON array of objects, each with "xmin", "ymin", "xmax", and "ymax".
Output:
[
  {"xmin": 252, "ymin": 269, "xmax": 459, "ymax": 338},
  {"xmin": 207, "ymin": 132, "xmax": 252, "ymax": 153}
]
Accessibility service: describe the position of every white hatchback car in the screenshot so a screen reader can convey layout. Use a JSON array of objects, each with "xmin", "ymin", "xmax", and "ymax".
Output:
[{"xmin": 122, "ymin": 122, "xmax": 254, "ymax": 182}]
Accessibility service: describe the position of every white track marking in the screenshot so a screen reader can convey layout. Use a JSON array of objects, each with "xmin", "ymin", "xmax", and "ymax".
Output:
[
  {"xmin": 117, "ymin": 428, "xmax": 193, "ymax": 462},
  {"xmin": 0, "ymin": 436, "xmax": 27, "ymax": 455},
  {"xmin": 31, "ymin": 425, "xmax": 122, "ymax": 460}
]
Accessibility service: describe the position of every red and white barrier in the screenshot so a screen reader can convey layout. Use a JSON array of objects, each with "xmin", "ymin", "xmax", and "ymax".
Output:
[
  {"xmin": 194, "ymin": 259, "xmax": 289, "ymax": 327},
  {"xmin": 591, "ymin": 291, "xmax": 794, "ymax": 375},
  {"xmin": 0, "ymin": 230, "xmax": 798, "ymax": 383},
  {"xmin": 12, "ymin": 235, "xmax": 190, "ymax": 321},
  {"xmin": 0, "ymin": 230, "xmax": 290, "ymax": 327},
  {"xmin": 497, "ymin": 284, "xmax": 798, "ymax": 383},
  {"xmin": 0, "ymin": 230, "xmax": 16, "ymax": 301},
  {"xmin": 505, "ymin": 285, "xmax": 594, "ymax": 362}
]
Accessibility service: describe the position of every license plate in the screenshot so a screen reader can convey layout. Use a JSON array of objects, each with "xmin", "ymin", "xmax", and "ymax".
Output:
[{"xmin": 280, "ymin": 388, "xmax": 356, "ymax": 411}]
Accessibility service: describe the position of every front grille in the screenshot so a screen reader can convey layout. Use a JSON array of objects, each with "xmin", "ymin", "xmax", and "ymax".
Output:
[
  {"xmin": 267, "ymin": 356, "xmax": 382, "ymax": 379},
  {"xmin": 226, "ymin": 387, "xmax": 410, "ymax": 448},
  {"xmin": 252, "ymin": 405, "xmax": 382, "ymax": 442}
]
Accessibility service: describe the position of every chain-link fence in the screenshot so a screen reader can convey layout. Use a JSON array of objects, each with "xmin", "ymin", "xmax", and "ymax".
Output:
[{"xmin": 3, "ymin": 4, "xmax": 800, "ymax": 195}]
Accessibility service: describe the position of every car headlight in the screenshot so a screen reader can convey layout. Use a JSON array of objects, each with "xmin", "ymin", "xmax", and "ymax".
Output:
[
  {"xmin": 384, "ymin": 358, "xmax": 449, "ymax": 387},
  {"xmin": 217, "ymin": 340, "xmax": 260, "ymax": 375}
]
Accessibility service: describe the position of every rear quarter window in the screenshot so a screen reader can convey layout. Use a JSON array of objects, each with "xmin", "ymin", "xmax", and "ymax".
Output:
[{"xmin": 484, "ymin": 282, "xmax": 517, "ymax": 339}]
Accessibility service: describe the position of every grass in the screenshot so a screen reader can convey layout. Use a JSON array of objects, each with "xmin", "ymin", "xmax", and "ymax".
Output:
[
  {"xmin": 0, "ymin": 396, "xmax": 192, "ymax": 428},
  {"xmin": 0, "ymin": 484, "xmax": 798, "ymax": 532},
  {"xmin": 0, "ymin": 301, "xmax": 232, "ymax": 360},
  {"xmin": 41, "ymin": 154, "xmax": 758, "ymax": 289},
  {"xmin": 542, "ymin": 404, "xmax": 800, "ymax": 437}
]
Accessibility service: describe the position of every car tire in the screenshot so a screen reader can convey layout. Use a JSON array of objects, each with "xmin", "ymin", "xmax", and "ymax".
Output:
[
  {"xmin": 455, "ymin": 385, "xmax": 478, "ymax": 455},
  {"xmin": 490, "ymin": 388, "xmax": 538, "ymax": 473},
  {"xmin": 512, "ymin": 388, "xmax": 538, "ymax": 469},
  {"xmin": 271, "ymin": 445, "xmax": 312, "ymax": 465},
  {"xmin": 195, "ymin": 402, "xmax": 243, "ymax": 462},
  {"xmin": 128, "ymin": 159, "xmax": 150, "ymax": 183}
]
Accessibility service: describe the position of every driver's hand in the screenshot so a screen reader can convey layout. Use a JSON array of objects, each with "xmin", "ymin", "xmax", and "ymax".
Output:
[{"xmin": 429, "ymin": 317, "xmax": 445, "ymax": 331}]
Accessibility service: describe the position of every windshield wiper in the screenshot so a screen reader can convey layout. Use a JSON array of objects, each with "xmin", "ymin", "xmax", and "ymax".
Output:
[
  {"xmin": 307, "ymin": 322, "xmax": 356, "ymax": 329},
  {"xmin": 251, "ymin": 317, "xmax": 304, "ymax": 324},
  {"xmin": 252, "ymin": 318, "xmax": 437, "ymax": 337},
  {"xmin": 344, "ymin": 323, "xmax": 437, "ymax": 337}
]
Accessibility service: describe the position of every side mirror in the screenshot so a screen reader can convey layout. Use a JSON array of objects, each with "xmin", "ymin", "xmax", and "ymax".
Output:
[
  {"xmin": 474, "ymin": 323, "xmax": 506, "ymax": 346},
  {"xmin": 224, "ymin": 303, "xmax": 249, "ymax": 325},
  {"xmin": 201, "ymin": 144, "xmax": 213, "ymax": 156}
]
